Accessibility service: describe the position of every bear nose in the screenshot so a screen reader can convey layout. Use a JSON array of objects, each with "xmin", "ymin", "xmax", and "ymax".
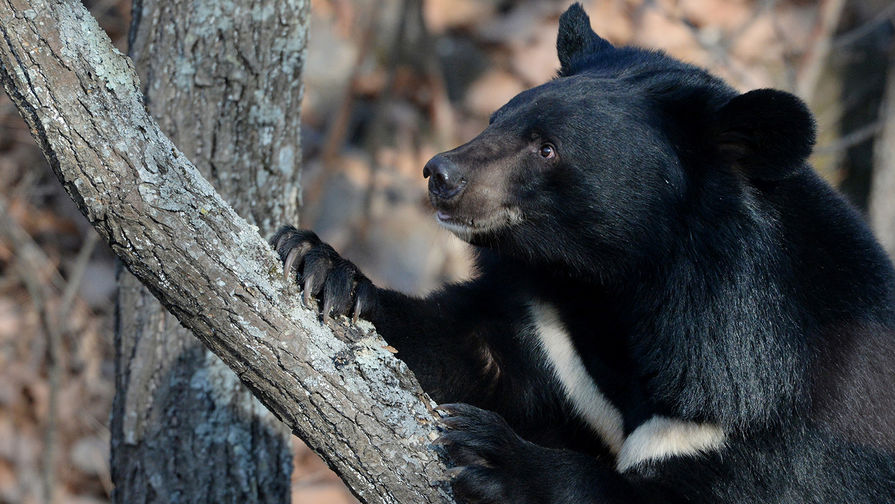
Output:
[{"xmin": 423, "ymin": 155, "xmax": 466, "ymax": 200}]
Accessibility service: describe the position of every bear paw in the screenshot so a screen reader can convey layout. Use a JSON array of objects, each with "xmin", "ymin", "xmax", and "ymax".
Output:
[
  {"xmin": 271, "ymin": 225, "xmax": 375, "ymax": 322},
  {"xmin": 437, "ymin": 403, "xmax": 542, "ymax": 504}
]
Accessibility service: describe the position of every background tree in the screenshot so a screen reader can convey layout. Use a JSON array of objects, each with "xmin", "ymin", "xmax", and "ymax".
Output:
[
  {"xmin": 869, "ymin": 54, "xmax": 895, "ymax": 256},
  {"xmin": 109, "ymin": 0, "xmax": 308, "ymax": 501}
]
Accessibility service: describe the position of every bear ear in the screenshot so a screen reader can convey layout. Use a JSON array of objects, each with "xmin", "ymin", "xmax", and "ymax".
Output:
[
  {"xmin": 716, "ymin": 89, "xmax": 816, "ymax": 181},
  {"xmin": 557, "ymin": 3, "xmax": 613, "ymax": 76}
]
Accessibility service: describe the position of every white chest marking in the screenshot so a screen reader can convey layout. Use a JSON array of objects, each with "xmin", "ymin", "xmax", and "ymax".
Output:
[
  {"xmin": 616, "ymin": 416, "xmax": 726, "ymax": 472},
  {"xmin": 528, "ymin": 302, "xmax": 727, "ymax": 467},
  {"xmin": 529, "ymin": 302, "xmax": 625, "ymax": 454}
]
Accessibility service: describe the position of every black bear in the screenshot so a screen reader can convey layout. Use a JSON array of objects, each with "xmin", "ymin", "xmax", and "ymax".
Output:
[{"xmin": 273, "ymin": 4, "xmax": 895, "ymax": 503}]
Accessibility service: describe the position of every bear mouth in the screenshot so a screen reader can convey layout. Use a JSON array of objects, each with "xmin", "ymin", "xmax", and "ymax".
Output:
[{"xmin": 434, "ymin": 207, "xmax": 523, "ymax": 240}]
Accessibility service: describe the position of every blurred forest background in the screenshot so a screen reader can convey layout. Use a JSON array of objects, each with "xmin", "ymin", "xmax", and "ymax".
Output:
[{"xmin": 1, "ymin": 0, "xmax": 894, "ymax": 502}]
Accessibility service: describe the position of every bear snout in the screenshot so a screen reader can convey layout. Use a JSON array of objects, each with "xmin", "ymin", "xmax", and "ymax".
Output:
[{"xmin": 424, "ymin": 154, "xmax": 467, "ymax": 201}]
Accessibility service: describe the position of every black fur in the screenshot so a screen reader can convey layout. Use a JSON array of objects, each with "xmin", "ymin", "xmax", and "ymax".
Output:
[{"xmin": 272, "ymin": 4, "xmax": 895, "ymax": 502}]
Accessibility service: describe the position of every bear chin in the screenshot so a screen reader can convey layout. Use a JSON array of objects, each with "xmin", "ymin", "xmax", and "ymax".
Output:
[{"xmin": 434, "ymin": 206, "xmax": 523, "ymax": 242}]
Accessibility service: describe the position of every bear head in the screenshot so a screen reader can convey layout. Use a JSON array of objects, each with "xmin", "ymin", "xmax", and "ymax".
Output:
[{"xmin": 424, "ymin": 3, "xmax": 816, "ymax": 279}]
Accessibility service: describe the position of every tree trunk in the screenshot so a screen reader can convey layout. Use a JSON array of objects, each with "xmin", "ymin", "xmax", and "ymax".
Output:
[
  {"xmin": 0, "ymin": 0, "xmax": 455, "ymax": 503},
  {"xmin": 869, "ymin": 54, "xmax": 895, "ymax": 256},
  {"xmin": 109, "ymin": 0, "xmax": 306, "ymax": 502}
]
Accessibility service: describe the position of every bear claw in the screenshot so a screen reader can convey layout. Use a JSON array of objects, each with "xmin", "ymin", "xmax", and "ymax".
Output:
[
  {"xmin": 434, "ymin": 403, "xmax": 538, "ymax": 502},
  {"xmin": 270, "ymin": 225, "xmax": 374, "ymax": 322}
]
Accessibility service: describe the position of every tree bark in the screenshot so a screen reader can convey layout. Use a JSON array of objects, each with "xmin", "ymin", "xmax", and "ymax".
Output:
[
  {"xmin": 110, "ymin": 0, "xmax": 306, "ymax": 501},
  {"xmin": 0, "ymin": 1, "xmax": 455, "ymax": 503}
]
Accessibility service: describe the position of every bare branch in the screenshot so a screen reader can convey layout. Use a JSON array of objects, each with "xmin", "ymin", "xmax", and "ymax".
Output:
[
  {"xmin": 795, "ymin": 0, "xmax": 847, "ymax": 103},
  {"xmin": 59, "ymin": 230, "xmax": 98, "ymax": 320},
  {"xmin": 0, "ymin": 196, "xmax": 63, "ymax": 504},
  {"xmin": 813, "ymin": 120, "xmax": 883, "ymax": 156},
  {"xmin": 832, "ymin": 2, "xmax": 895, "ymax": 50}
]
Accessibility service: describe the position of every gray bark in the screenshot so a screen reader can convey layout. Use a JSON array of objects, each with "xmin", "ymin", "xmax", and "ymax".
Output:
[
  {"xmin": 0, "ymin": 0, "xmax": 455, "ymax": 503},
  {"xmin": 110, "ymin": 0, "xmax": 306, "ymax": 501}
]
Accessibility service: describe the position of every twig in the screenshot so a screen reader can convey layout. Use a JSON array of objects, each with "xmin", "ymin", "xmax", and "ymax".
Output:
[
  {"xmin": 319, "ymin": 7, "xmax": 379, "ymax": 167},
  {"xmin": 796, "ymin": 0, "xmax": 847, "ymax": 104},
  {"xmin": 82, "ymin": 412, "xmax": 114, "ymax": 497},
  {"xmin": 59, "ymin": 230, "xmax": 100, "ymax": 321},
  {"xmin": 411, "ymin": 0, "xmax": 454, "ymax": 151},
  {"xmin": 832, "ymin": 2, "xmax": 895, "ymax": 50},
  {"xmin": 726, "ymin": 0, "xmax": 779, "ymax": 47},
  {"xmin": 1, "ymin": 199, "xmax": 67, "ymax": 292},
  {"xmin": 303, "ymin": 5, "xmax": 379, "ymax": 227},
  {"xmin": 0, "ymin": 195, "xmax": 99, "ymax": 503},
  {"xmin": 0, "ymin": 196, "xmax": 62, "ymax": 504},
  {"xmin": 815, "ymin": 74, "xmax": 888, "ymax": 125},
  {"xmin": 651, "ymin": 0, "xmax": 777, "ymax": 90},
  {"xmin": 358, "ymin": 0, "xmax": 414, "ymax": 234},
  {"xmin": 814, "ymin": 120, "xmax": 883, "ymax": 156}
]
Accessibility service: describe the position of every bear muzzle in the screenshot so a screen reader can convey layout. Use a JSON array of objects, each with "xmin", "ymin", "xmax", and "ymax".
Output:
[{"xmin": 424, "ymin": 154, "xmax": 468, "ymax": 201}]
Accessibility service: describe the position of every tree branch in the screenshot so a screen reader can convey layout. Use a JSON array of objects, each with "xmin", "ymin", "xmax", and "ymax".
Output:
[{"xmin": 0, "ymin": 0, "xmax": 454, "ymax": 502}]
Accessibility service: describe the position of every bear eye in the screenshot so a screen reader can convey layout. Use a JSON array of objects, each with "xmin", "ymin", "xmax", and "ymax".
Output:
[{"xmin": 539, "ymin": 143, "xmax": 556, "ymax": 159}]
